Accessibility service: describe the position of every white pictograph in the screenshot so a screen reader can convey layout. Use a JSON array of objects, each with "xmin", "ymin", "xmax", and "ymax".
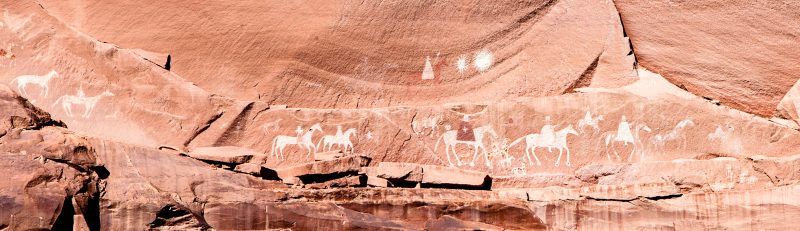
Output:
[
  {"xmin": 317, "ymin": 125, "xmax": 357, "ymax": 153},
  {"xmin": 511, "ymin": 165, "xmax": 526, "ymax": 176},
  {"xmin": 270, "ymin": 123, "xmax": 323, "ymax": 160},
  {"xmin": 434, "ymin": 125, "xmax": 498, "ymax": 168},
  {"xmin": 708, "ymin": 124, "xmax": 734, "ymax": 142},
  {"xmin": 456, "ymin": 54, "xmax": 469, "ymax": 73},
  {"xmin": 604, "ymin": 116, "xmax": 651, "ymax": 162},
  {"xmin": 651, "ymin": 118, "xmax": 695, "ymax": 149},
  {"xmin": 577, "ymin": 110, "xmax": 603, "ymax": 135},
  {"xmin": 498, "ymin": 154, "xmax": 514, "ymax": 168},
  {"xmin": 366, "ymin": 131, "xmax": 374, "ymax": 140},
  {"xmin": 51, "ymin": 88, "xmax": 114, "ymax": 118},
  {"xmin": 261, "ymin": 119, "xmax": 283, "ymax": 135},
  {"xmin": 10, "ymin": 70, "xmax": 58, "ymax": 97},
  {"xmin": 508, "ymin": 125, "xmax": 579, "ymax": 167},
  {"xmin": 411, "ymin": 115, "xmax": 441, "ymax": 137},
  {"xmin": 421, "ymin": 56, "xmax": 435, "ymax": 80},
  {"xmin": 473, "ymin": 49, "xmax": 493, "ymax": 72}
]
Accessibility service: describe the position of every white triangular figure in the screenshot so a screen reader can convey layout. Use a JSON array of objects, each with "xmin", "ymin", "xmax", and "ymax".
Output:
[{"xmin": 421, "ymin": 56, "xmax": 434, "ymax": 80}]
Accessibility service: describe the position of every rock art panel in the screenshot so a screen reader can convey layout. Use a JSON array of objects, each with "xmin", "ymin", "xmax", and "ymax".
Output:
[
  {"xmin": 9, "ymin": 70, "xmax": 58, "ymax": 98},
  {"xmin": 51, "ymin": 88, "xmax": 114, "ymax": 118}
]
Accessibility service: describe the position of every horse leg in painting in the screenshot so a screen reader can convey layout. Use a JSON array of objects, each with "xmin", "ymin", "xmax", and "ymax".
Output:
[
  {"xmin": 450, "ymin": 144, "xmax": 464, "ymax": 166},
  {"xmin": 530, "ymin": 146, "xmax": 542, "ymax": 166},
  {"xmin": 444, "ymin": 144, "xmax": 464, "ymax": 166},
  {"xmin": 627, "ymin": 143, "xmax": 636, "ymax": 162},
  {"xmin": 444, "ymin": 144, "xmax": 455, "ymax": 167},
  {"xmin": 524, "ymin": 146, "xmax": 534, "ymax": 166},
  {"xmin": 565, "ymin": 147, "xmax": 572, "ymax": 166},
  {"xmin": 480, "ymin": 144, "xmax": 491, "ymax": 168},
  {"xmin": 554, "ymin": 147, "xmax": 562, "ymax": 167},
  {"xmin": 17, "ymin": 84, "xmax": 28, "ymax": 97},
  {"xmin": 469, "ymin": 143, "xmax": 479, "ymax": 167}
]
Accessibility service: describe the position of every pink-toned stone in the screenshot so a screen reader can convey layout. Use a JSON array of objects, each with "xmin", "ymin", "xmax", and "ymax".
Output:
[
  {"xmin": 187, "ymin": 146, "xmax": 258, "ymax": 164},
  {"xmin": 376, "ymin": 162, "xmax": 424, "ymax": 182},
  {"xmin": 421, "ymin": 165, "xmax": 489, "ymax": 187},
  {"xmin": 275, "ymin": 155, "xmax": 371, "ymax": 183},
  {"xmin": 233, "ymin": 163, "xmax": 263, "ymax": 176}
]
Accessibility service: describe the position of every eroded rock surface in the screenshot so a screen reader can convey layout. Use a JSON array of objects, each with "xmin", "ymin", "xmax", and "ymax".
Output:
[{"xmin": 2, "ymin": 0, "xmax": 800, "ymax": 230}]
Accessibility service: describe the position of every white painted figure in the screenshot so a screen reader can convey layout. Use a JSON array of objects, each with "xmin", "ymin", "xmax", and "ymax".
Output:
[
  {"xmin": 456, "ymin": 54, "xmax": 468, "ymax": 74},
  {"xmin": 498, "ymin": 154, "xmax": 514, "ymax": 168},
  {"xmin": 540, "ymin": 116, "xmax": 557, "ymax": 151},
  {"xmin": 473, "ymin": 49, "xmax": 493, "ymax": 73},
  {"xmin": 270, "ymin": 123, "xmax": 323, "ymax": 160},
  {"xmin": 411, "ymin": 115, "xmax": 441, "ymax": 137},
  {"xmin": 10, "ymin": 70, "xmax": 58, "ymax": 97},
  {"xmin": 604, "ymin": 116, "xmax": 651, "ymax": 162},
  {"xmin": 261, "ymin": 119, "xmax": 283, "ymax": 135},
  {"xmin": 508, "ymin": 125, "xmax": 579, "ymax": 167},
  {"xmin": 435, "ymin": 125, "xmax": 498, "ymax": 168},
  {"xmin": 708, "ymin": 124, "xmax": 734, "ymax": 142},
  {"xmin": 421, "ymin": 56, "xmax": 435, "ymax": 80},
  {"xmin": 317, "ymin": 126, "xmax": 357, "ymax": 153},
  {"xmin": 51, "ymin": 88, "xmax": 114, "ymax": 118},
  {"xmin": 577, "ymin": 110, "xmax": 604, "ymax": 135},
  {"xmin": 651, "ymin": 118, "xmax": 695, "ymax": 149}
]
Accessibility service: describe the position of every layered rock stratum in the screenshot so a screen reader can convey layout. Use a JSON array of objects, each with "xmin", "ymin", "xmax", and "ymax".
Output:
[{"xmin": 1, "ymin": 0, "xmax": 799, "ymax": 230}]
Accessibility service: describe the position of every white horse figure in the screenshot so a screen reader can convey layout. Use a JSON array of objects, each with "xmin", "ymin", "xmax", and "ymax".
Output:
[
  {"xmin": 434, "ymin": 125, "xmax": 498, "ymax": 167},
  {"xmin": 604, "ymin": 122, "xmax": 651, "ymax": 162},
  {"xmin": 10, "ymin": 70, "xmax": 58, "ymax": 97},
  {"xmin": 51, "ymin": 90, "xmax": 114, "ymax": 118},
  {"xmin": 498, "ymin": 154, "xmax": 514, "ymax": 168},
  {"xmin": 577, "ymin": 111, "xmax": 603, "ymax": 135},
  {"xmin": 270, "ymin": 123, "xmax": 323, "ymax": 160},
  {"xmin": 708, "ymin": 124, "xmax": 734, "ymax": 142},
  {"xmin": 652, "ymin": 118, "xmax": 695, "ymax": 149},
  {"xmin": 317, "ymin": 127, "xmax": 357, "ymax": 153},
  {"xmin": 508, "ymin": 125, "xmax": 579, "ymax": 167},
  {"xmin": 411, "ymin": 115, "xmax": 441, "ymax": 137}
]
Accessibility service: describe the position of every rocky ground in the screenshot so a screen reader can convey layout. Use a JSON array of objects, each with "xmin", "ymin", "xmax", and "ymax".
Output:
[{"xmin": 1, "ymin": 0, "xmax": 799, "ymax": 230}]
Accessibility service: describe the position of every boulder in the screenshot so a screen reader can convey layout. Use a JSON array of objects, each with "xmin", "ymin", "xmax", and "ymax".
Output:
[
  {"xmin": 366, "ymin": 176, "xmax": 389, "ymax": 188},
  {"xmin": 376, "ymin": 162, "xmax": 424, "ymax": 182},
  {"xmin": 186, "ymin": 146, "xmax": 258, "ymax": 165},
  {"xmin": 275, "ymin": 155, "xmax": 371, "ymax": 184},
  {"xmin": 233, "ymin": 163, "xmax": 262, "ymax": 176},
  {"xmin": 421, "ymin": 165, "xmax": 490, "ymax": 188}
]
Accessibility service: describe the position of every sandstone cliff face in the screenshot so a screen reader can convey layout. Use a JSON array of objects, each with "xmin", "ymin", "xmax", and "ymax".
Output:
[{"xmin": 1, "ymin": 0, "xmax": 800, "ymax": 230}]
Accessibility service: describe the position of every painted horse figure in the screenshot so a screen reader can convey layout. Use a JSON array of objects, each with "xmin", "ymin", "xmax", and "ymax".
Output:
[
  {"xmin": 51, "ymin": 89, "xmax": 114, "ymax": 118},
  {"xmin": 435, "ymin": 125, "xmax": 498, "ymax": 168},
  {"xmin": 508, "ymin": 125, "xmax": 579, "ymax": 167},
  {"xmin": 577, "ymin": 111, "xmax": 603, "ymax": 135},
  {"xmin": 10, "ymin": 70, "xmax": 58, "ymax": 97},
  {"xmin": 317, "ymin": 127, "xmax": 357, "ymax": 153},
  {"xmin": 270, "ymin": 123, "xmax": 323, "ymax": 160}
]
